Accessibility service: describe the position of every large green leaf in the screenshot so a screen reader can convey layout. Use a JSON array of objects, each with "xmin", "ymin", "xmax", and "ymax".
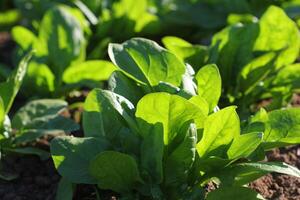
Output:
[
  {"xmin": 83, "ymin": 89, "xmax": 137, "ymax": 139},
  {"xmin": 197, "ymin": 106, "xmax": 240, "ymax": 158},
  {"xmin": 195, "ymin": 64, "xmax": 221, "ymax": 111},
  {"xmin": 39, "ymin": 5, "xmax": 85, "ymax": 77},
  {"xmin": 0, "ymin": 52, "xmax": 32, "ymax": 113},
  {"xmin": 89, "ymin": 151, "xmax": 140, "ymax": 193},
  {"xmin": 108, "ymin": 38, "xmax": 186, "ymax": 87},
  {"xmin": 136, "ymin": 93, "xmax": 206, "ymax": 147},
  {"xmin": 51, "ymin": 136, "xmax": 110, "ymax": 184}
]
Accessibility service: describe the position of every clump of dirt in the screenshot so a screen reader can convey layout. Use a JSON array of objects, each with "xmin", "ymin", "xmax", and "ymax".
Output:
[{"xmin": 250, "ymin": 146, "xmax": 300, "ymax": 200}]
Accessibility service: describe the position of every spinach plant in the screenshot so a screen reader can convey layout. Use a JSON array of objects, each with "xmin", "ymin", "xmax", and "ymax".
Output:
[
  {"xmin": 51, "ymin": 36, "xmax": 300, "ymax": 199},
  {"xmin": 12, "ymin": 4, "xmax": 116, "ymax": 98},
  {"xmin": 0, "ymin": 53, "xmax": 78, "ymax": 180},
  {"xmin": 51, "ymin": 88, "xmax": 300, "ymax": 199},
  {"xmin": 163, "ymin": 6, "xmax": 300, "ymax": 116}
]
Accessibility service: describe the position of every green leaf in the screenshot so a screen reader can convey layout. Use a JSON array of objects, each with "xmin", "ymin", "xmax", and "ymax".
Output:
[
  {"xmin": 39, "ymin": 5, "xmax": 85, "ymax": 77},
  {"xmin": 108, "ymin": 71, "xmax": 145, "ymax": 105},
  {"xmin": 207, "ymin": 186, "xmax": 264, "ymax": 200},
  {"xmin": 254, "ymin": 6, "xmax": 300, "ymax": 68},
  {"xmin": 272, "ymin": 63, "xmax": 300, "ymax": 90},
  {"xmin": 188, "ymin": 95, "xmax": 209, "ymax": 116},
  {"xmin": 237, "ymin": 52, "xmax": 276, "ymax": 94},
  {"xmin": 23, "ymin": 62, "xmax": 55, "ymax": 97},
  {"xmin": 83, "ymin": 89, "xmax": 137, "ymax": 139},
  {"xmin": 63, "ymin": 60, "xmax": 117, "ymax": 84},
  {"xmin": 195, "ymin": 64, "xmax": 221, "ymax": 111},
  {"xmin": 51, "ymin": 136, "xmax": 110, "ymax": 184},
  {"xmin": 162, "ymin": 36, "xmax": 208, "ymax": 71},
  {"xmin": 55, "ymin": 177, "xmax": 74, "ymax": 200},
  {"xmin": 5, "ymin": 147, "xmax": 50, "ymax": 160},
  {"xmin": 12, "ymin": 26, "xmax": 36, "ymax": 50},
  {"xmin": 0, "ymin": 52, "xmax": 32, "ymax": 113},
  {"xmin": 12, "ymin": 99, "xmax": 68, "ymax": 129},
  {"xmin": 165, "ymin": 123, "xmax": 197, "ymax": 187},
  {"xmin": 140, "ymin": 123, "xmax": 164, "ymax": 184},
  {"xmin": 227, "ymin": 132, "xmax": 263, "ymax": 159},
  {"xmin": 263, "ymin": 108, "xmax": 300, "ymax": 149},
  {"xmin": 217, "ymin": 162, "xmax": 300, "ymax": 186},
  {"xmin": 89, "ymin": 151, "xmax": 140, "ymax": 193},
  {"xmin": 0, "ymin": 97, "xmax": 4, "ymax": 132},
  {"xmin": 197, "ymin": 106, "xmax": 240, "ymax": 158},
  {"xmin": 108, "ymin": 38, "xmax": 185, "ymax": 87},
  {"xmin": 136, "ymin": 93, "xmax": 206, "ymax": 146}
]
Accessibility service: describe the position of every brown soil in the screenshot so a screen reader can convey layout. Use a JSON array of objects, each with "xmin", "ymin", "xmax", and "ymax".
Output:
[{"xmin": 250, "ymin": 146, "xmax": 300, "ymax": 200}]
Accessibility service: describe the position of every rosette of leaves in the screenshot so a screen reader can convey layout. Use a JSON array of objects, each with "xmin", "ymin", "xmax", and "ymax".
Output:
[
  {"xmin": 51, "ymin": 87, "xmax": 300, "ymax": 199},
  {"xmin": 162, "ymin": 6, "xmax": 300, "ymax": 116},
  {"xmin": 0, "ymin": 53, "xmax": 78, "ymax": 180},
  {"xmin": 11, "ymin": 4, "xmax": 116, "ymax": 98},
  {"xmin": 51, "ymin": 36, "xmax": 300, "ymax": 199}
]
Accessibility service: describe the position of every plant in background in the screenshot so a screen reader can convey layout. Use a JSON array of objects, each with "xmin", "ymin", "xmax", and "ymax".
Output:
[
  {"xmin": 11, "ymin": 4, "xmax": 116, "ymax": 98},
  {"xmin": 163, "ymin": 6, "xmax": 300, "ymax": 117},
  {"xmin": 0, "ymin": 53, "xmax": 78, "ymax": 180},
  {"xmin": 50, "ymin": 36, "xmax": 300, "ymax": 199}
]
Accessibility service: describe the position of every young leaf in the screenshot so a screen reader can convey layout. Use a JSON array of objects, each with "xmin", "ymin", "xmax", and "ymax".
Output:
[
  {"xmin": 108, "ymin": 38, "xmax": 185, "ymax": 87},
  {"xmin": 89, "ymin": 151, "xmax": 140, "ymax": 193},
  {"xmin": 197, "ymin": 106, "xmax": 240, "ymax": 158},
  {"xmin": 136, "ymin": 93, "xmax": 206, "ymax": 146},
  {"xmin": 195, "ymin": 64, "xmax": 221, "ymax": 111},
  {"xmin": 0, "ymin": 52, "xmax": 32, "ymax": 113},
  {"xmin": 51, "ymin": 136, "xmax": 110, "ymax": 184}
]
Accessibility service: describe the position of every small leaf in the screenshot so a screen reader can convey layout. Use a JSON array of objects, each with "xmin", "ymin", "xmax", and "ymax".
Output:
[
  {"xmin": 197, "ymin": 106, "xmax": 240, "ymax": 158},
  {"xmin": 0, "ymin": 52, "xmax": 32, "ymax": 113},
  {"xmin": 195, "ymin": 64, "xmax": 221, "ymax": 111}
]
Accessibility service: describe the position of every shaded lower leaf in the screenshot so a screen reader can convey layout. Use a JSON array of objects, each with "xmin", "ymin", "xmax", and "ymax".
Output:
[{"xmin": 89, "ymin": 151, "xmax": 141, "ymax": 193}]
